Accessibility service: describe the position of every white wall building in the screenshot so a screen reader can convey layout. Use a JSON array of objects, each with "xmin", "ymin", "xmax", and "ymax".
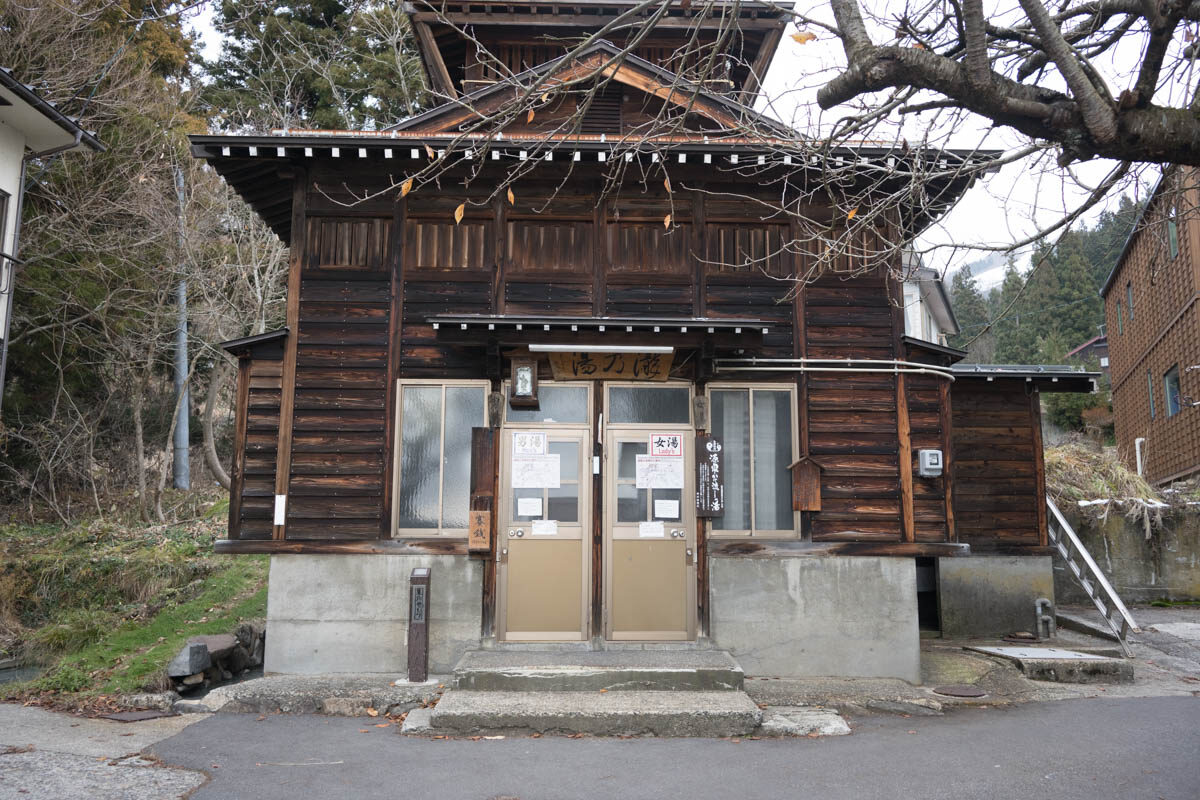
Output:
[
  {"xmin": 0, "ymin": 67, "xmax": 103, "ymax": 405},
  {"xmin": 902, "ymin": 252, "xmax": 959, "ymax": 346}
]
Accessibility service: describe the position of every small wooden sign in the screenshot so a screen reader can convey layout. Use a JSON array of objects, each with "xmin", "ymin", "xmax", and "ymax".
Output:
[
  {"xmin": 695, "ymin": 434, "xmax": 724, "ymax": 518},
  {"xmin": 790, "ymin": 456, "xmax": 822, "ymax": 512},
  {"xmin": 468, "ymin": 509, "xmax": 492, "ymax": 553},
  {"xmin": 547, "ymin": 351, "xmax": 673, "ymax": 381}
]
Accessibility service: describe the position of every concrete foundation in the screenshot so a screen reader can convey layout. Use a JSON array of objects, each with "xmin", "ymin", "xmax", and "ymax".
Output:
[
  {"xmin": 264, "ymin": 554, "xmax": 481, "ymax": 675},
  {"xmin": 938, "ymin": 556, "xmax": 1054, "ymax": 638},
  {"xmin": 708, "ymin": 556, "xmax": 920, "ymax": 683}
]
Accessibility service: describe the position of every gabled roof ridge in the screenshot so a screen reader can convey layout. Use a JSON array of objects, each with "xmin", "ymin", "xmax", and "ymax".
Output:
[{"xmin": 385, "ymin": 38, "xmax": 795, "ymax": 138}]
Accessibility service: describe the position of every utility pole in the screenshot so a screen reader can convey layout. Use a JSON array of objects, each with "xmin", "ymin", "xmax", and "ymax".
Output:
[{"xmin": 173, "ymin": 165, "xmax": 190, "ymax": 489}]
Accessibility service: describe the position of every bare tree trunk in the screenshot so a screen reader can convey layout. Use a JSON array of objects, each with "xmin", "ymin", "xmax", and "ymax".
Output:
[
  {"xmin": 204, "ymin": 357, "xmax": 232, "ymax": 490},
  {"xmin": 132, "ymin": 393, "xmax": 149, "ymax": 522}
]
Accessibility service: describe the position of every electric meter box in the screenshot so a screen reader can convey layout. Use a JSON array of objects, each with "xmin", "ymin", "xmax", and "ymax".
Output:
[{"xmin": 917, "ymin": 449, "xmax": 943, "ymax": 478}]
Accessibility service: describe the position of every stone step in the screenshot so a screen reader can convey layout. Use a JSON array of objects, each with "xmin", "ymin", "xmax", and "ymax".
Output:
[
  {"xmin": 427, "ymin": 689, "xmax": 763, "ymax": 737},
  {"xmin": 453, "ymin": 649, "xmax": 744, "ymax": 692},
  {"xmin": 966, "ymin": 645, "xmax": 1134, "ymax": 683}
]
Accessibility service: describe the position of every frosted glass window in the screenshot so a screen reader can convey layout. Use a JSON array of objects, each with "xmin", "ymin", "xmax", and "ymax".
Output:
[
  {"xmin": 396, "ymin": 383, "xmax": 487, "ymax": 535},
  {"xmin": 709, "ymin": 386, "xmax": 796, "ymax": 536},
  {"xmin": 616, "ymin": 441, "xmax": 649, "ymax": 522},
  {"xmin": 753, "ymin": 391, "xmax": 794, "ymax": 531},
  {"xmin": 511, "ymin": 439, "xmax": 581, "ymax": 523},
  {"xmin": 506, "ymin": 385, "xmax": 589, "ymax": 423},
  {"xmin": 609, "ymin": 386, "xmax": 690, "ymax": 424}
]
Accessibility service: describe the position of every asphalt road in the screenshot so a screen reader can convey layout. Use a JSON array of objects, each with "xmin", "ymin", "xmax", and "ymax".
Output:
[{"xmin": 149, "ymin": 696, "xmax": 1200, "ymax": 800}]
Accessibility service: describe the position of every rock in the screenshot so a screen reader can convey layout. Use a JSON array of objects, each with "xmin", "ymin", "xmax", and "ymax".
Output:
[
  {"xmin": 400, "ymin": 707, "xmax": 434, "ymax": 735},
  {"xmin": 181, "ymin": 672, "xmax": 205, "ymax": 686},
  {"xmin": 225, "ymin": 645, "xmax": 250, "ymax": 674},
  {"xmin": 189, "ymin": 634, "xmax": 237, "ymax": 660},
  {"xmin": 864, "ymin": 698, "xmax": 943, "ymax": 716},
  {"xmin": 759, "ymin": 706, "xmax": 851, "ymax": 737},
  {"xmin": 166, "ymin": 642, "xmax": 211, "ymax": 678},
  {"xmin": 234, "ymin": 621, "xmax": 265, "ymax": 650},
  {"xmin": 119, "ymin": 691, "xmax": 180, "ymax": 711}
]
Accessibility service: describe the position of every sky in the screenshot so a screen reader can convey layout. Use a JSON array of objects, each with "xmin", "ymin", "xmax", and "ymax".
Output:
[{"xmin": 184, "ymin": 2, "xmax": 1168, "ymax": 287}]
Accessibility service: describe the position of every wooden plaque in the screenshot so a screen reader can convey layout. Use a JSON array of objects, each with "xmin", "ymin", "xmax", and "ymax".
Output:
[
  {"xmin": 468, "ymin": 509, "xmax": 492, "ymax": 553},
  {"xmin": 695, "ymin": 434, "xmax": 724, "ymax": 518},
  {"xmin": 790, "ymin": 457, "xmax": 822, "ymax": 512},
  {"xmin": 547, "ymin": 351, "xmax": 673, "ymax": 381}
]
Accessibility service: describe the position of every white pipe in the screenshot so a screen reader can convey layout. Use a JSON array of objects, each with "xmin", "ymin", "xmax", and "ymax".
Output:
[
  {"xmin": 1135, "ymin": 437, "xmax": 1146, "ymax": 477},
  {"xmin": 713, "ymin": 357, "xmax": 956, "ymax": 382}
]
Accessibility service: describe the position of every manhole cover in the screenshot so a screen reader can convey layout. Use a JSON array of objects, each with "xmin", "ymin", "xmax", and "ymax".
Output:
[
  {"xmin": 932, "ymin": 685, "xmax": 987, "ymax": 698},
  {"xmin": 100, "ymin": 710, "xmax": 177, "ymax": 722}
]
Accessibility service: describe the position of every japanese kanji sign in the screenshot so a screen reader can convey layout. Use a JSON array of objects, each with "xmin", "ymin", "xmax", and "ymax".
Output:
[
  {"xmin": 547, "ymin": 351, "xmax": 673, "ymax": 381},
  {"xmin": 696, "ymin": 434, "xmax": 724, "ymax": 518},
  {"xmin": 649, "ymin": 433, "xmax": 683, "ymax": 457}
]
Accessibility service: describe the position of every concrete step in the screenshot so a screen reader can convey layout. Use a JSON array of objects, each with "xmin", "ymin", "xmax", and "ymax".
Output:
[
  {"xmin": 966, "ymin": 645, "xmax": 1134, "ymax": 683},
  {"xmin": 453, "ymin": 649, "xmax": 744, "ymax": 692},
  {"xmin": 427, "ymin": 689, "xmax": 763, "ymax": 737}
]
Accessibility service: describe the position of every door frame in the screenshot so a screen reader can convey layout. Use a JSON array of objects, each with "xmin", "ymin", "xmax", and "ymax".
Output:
[
  {"xmin": 601, "ymin": 381, "xmax": 697, "ymax": 641},
  {"xmin": 495, "ymin": 381, "xmax": 594, "ymax": 642}
]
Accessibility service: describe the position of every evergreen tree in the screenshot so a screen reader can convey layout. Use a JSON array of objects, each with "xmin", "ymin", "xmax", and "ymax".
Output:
[
  {"xmin": 947, "ymin": 266, "xmax": 994, "ymax": 362},
  {"xmin": 203, "ymin": 0, "xmax": 428, "ymax": 131}
]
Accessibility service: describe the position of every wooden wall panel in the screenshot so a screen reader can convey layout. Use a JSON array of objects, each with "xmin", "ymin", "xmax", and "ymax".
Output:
[
  {"xmin": 404, "ymin": 219, "xmax": 491, "ymax": 270},
  {"xmin": 508, "ymin": 220, "xmax": 592, "ymax": 273},
  {"xmin": 950, "ymin": 381, "xmax": 1043, "ymax": 550},
  {"xmin": 704, "ymin": 223, "xmax": 789, "ymax": 276},
  {"xmin": 284, "ymin": 215, "xmax": 396, "ymax": 540},
  {"xmin": 237, "ymin": 360, "xmax": 282, "ymax": 540},
  {"xmin": 805, "ymin": 267, "xmax": 902, "ymax": 542},
  {"xmin": 400, "ymin": 276, "xmax": 492, "ymax": 377},
  {"xmin": 705, "ymin": 278, "xmax": 795, "ymax": 358},
  {"xmin": 607, "ymin": 223, "xmax": 693, "ymax": 274}
]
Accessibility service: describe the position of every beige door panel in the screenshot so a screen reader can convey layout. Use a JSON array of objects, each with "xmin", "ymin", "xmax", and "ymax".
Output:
[{"xmin": 497, "ymin": 428, "xmax": 591, "ymax": 642}]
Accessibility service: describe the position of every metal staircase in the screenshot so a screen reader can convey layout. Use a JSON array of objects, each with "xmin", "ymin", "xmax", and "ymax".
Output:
[{"xmin": 1046, "ymin": 497, "xmax": 1140, "ymax": 656}]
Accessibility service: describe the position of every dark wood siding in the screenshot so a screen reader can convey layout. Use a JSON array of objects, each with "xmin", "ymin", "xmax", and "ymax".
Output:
[
  {"xmin": 284, "ymin": 215, "xmax": 395, "ymax": 539},
  {"xmin": 804, "ymin": 267, "xmax": 902, "ymax": 541},
  {"xmin": 950, "ymin": 381, "xmax": 1045, "ymax": 550},
  {"xmin": 235, "ymin": 358, "xmax": 283, "ymax": 540}
]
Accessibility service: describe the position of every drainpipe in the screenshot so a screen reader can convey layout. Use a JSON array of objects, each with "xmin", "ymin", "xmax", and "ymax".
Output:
[
  {"xmin": 1134, "ymin": 437, "xmax": 1146, "ymax": 478},
  {"xmin": 0, "ymin": 131, "xmax": 85, "ymax": 415}
]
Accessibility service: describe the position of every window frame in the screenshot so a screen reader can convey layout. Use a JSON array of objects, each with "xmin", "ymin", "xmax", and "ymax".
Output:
[
  {"xmin": 1126, "ymin": 282, "xmax": 1134, "ymax": 321},
  {"xmin": 502, "ymin": 380, "xmax": 593, "ymax": 428},
  {"xmin": 603, "ymin": 381, "xmax": 694, "ymax": 429},
  {"xmin": 1116, "ymin": 300, "xmax": 1123, "ymax": 334},
  {"xmin": 705, "ymin": 382, "xmax": 799, "ymax": 539},
  {"xmin": 391, "ymin": 379, "xmax": 490, "ymax": 538},
  {"xmin": 1165, "ymin": 365, "xmax": 1182, "ymax": 417}
]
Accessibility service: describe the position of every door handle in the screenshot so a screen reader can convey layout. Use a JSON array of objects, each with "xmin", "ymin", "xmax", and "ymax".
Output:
[
  {"xmin": 671, "ymin": 529, "xmax": 685, "ymax": 538},
  {"xmin": 685, "ymin": 547, "xmax": 694, "ymax": 566}
]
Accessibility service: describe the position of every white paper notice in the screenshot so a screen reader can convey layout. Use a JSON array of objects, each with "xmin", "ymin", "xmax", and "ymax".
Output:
[
  {"xmin": 654, "ymin": 499, "xmax": 680, "ymax": 519},
  {"xmin": 636, "ymin": 455, "xmax": 685, "ymax": 489},
  {"xmin": 511, "ymin": 454, "xmax": 561, "ymax": 488},
  {"xmin": 638, "ymin": 521, "xmax": 665, "ymax": 538},
  {"xmin": 516, "ymin": 497, "xmax": 543, "ymax": 517},
  {"xmin": 531, "ymin": 519, "xmax": 558, "ymax": 536},
  {"xmin": 512, "ymin": 431, "xmax": 547, "ymax": 455}
]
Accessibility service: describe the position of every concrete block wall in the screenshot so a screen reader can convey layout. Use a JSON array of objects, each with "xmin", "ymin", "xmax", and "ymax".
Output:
[
  {"xmin": 709, "ymin": 556, "xmax": 921, "ymax": 683},
  {"xmin": 265, "ymin": 554, "xmax": 482, "ymax": 675}
]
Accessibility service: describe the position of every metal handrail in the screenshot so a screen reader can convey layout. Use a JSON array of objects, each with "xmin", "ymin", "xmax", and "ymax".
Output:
[
  {"xmin": 712, "ymin": 357, "xmax": 957, "ymax": 382},
  {"xmin": 1047, "ymin": 496, "xmax": 1140, "ymax": 641}
]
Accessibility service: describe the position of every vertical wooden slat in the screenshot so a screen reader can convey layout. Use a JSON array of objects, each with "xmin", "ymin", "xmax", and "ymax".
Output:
[
  {"xmin": 897, "ymin": 372, "xmax": 915, "ymax": 542},
  {"xmin": 591, "ymin": 381, "xmax": 604, "ymax": 637},
  {"xmin": 1030, "ymin": 389, "xmax": 1048, "ymax": 546},
  {"xmin": 939, "ymin": 378, "xmax": 956, "ymax": 542},
  {"xmin": 471, "ymin": 427, "xmax": 498, "ymax": 638},
  {"xmin": 228, "ymin": 356, "xmax": 251, "ymax": 540},
  {"xmin": 692, "ymin": 189, "xmax": 705, "ymax": 317},
  {"xmin": 381, "ymin": 200, "xmax": 405, "ymax": 536},
  {"xmin": 273, "ymin": 170, "xmax": 307, "ymax": 539}
]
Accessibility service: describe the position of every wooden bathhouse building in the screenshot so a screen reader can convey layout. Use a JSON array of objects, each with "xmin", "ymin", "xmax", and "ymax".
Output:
[{"xmin": 192, "ymin": 1, "xmax": 1096, "ymax": 682}]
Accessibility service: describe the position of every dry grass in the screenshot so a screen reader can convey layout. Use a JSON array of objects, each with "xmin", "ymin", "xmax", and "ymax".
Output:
[{"xmin": 1045, "ymin": 440, "xmax": 1167, "ymax": 535}]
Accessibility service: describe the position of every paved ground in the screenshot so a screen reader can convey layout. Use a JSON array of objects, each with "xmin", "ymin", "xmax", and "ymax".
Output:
[
  {"xmin": 144, "ymin": 696, "xmax": 1200, "ymax": 800},
  {"xmin": 2, "ymin": 603, "xmax": 1198, "ymax": 798},
  {"xmin": 0, "ymin": 704, "xmax": 208, "ymax": 799}
]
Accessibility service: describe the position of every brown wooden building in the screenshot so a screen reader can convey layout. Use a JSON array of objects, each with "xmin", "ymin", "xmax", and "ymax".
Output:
[
  {"xmin": 1103, "ymin": 166, "xmax": 1200, "ymax": 485},
  {"xmin": 193, "ymin": 2, "xmax": 1095, "ymax": 680}
]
